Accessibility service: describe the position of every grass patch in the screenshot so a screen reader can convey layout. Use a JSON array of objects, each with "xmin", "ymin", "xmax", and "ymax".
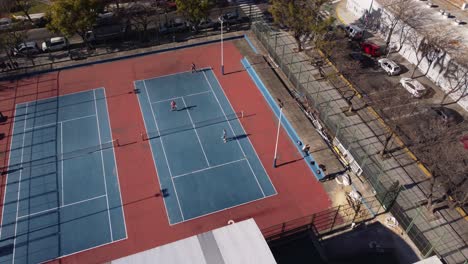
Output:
[{"xmin": 13, "ymin": 1, "xmax": 50, "ymax": 16}]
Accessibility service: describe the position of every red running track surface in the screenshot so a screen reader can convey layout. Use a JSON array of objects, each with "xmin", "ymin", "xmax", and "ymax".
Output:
[{"xmin": 0, "ymin": 41, "xmax": 331, "ymax": 263}]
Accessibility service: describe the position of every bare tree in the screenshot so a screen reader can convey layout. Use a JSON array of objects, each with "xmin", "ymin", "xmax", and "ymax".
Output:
[
  {"xmin": 0, "ymin": 24, "xmax": 28, "ymax": 66},
  {"xmin": 409, "ymin": 112, "xmax": 467, "ymax": 214},
  {"xmin": 13, "ymin": 0, "xmax": 34, "ymax": 24},
  {"xmin": 379, "ymin": 0, "xmax": 423, "ymax": 50},
  {"xmin": 125, "ymin": 2, "xmax": 157, "ymax": 42},
  {"xmin": 440, "ymin": 60, "xmax": 468, "ymax": 105},
  {"xmin": 407, "ymin": 26, "xmax": 461, "ymax": 78}
]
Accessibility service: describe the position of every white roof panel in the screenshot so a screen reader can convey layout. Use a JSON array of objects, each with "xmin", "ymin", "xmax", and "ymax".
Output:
[{"xmin": 111, "ymin": 218, "xmax": 276, "ymax": 264}]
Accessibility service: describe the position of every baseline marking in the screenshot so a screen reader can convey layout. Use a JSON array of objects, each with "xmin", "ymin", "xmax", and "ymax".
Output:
[
  {"xmin": 93, "ymin": 90, "xmax": 113, "ymax": 242},
  {"xmin": 17, "ymin": 195, "xmax": 107, "ymax": 220},
  {"xmin": 172, "ymin": 158, "xmax": 246, "ymax": 179},
  {"xmin": 12, "ymin": 103, "xmax": 28, "ymax": 264},
  {"xmin": 151, "ymin": 90, "xmax": 211, "ymax": 104},
  {"xmin": 143, "ymin": 80, "xmax": 185, "ymax": 221},
  {"xmin": 202, "ymin": 71, "xmax": 266, "ymax": 197},
  {"xmin": 181, "ymin": 97, "xmax": 210, "ymax": 167}
]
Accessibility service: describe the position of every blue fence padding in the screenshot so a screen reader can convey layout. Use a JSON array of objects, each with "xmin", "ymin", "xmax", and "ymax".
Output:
[
  {"xmin": 0, "ymin": 35, "xmax": 244, "ymax": 82},
  {"xmin": 241, "ymin": 57, "xmax": 325, "ymax": 181},
  {"xmin": 243, "ymin": 34, "xmax": 258, "ymax": 54}
]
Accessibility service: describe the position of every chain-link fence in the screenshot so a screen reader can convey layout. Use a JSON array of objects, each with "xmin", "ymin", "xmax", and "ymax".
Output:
[
  {"xmin": 251, "ymin": 21, "xmax": 467, "ymax": 263},
  {"xmin": 262, "ymin": 196, "xmax": 383, "ymax": 242}
]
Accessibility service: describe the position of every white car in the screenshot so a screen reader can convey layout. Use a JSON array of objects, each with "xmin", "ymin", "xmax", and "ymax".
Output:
[
  {"xmin": 400, "ymin": 78, "xmax": 426, "ymax": 98},
  {"xmin": 42, "ymin": 37, "xmax": 69, "ymax": 52},
  {"xmin": 378, "ymin": 58, "xmax": 400, "ymax": 76}
]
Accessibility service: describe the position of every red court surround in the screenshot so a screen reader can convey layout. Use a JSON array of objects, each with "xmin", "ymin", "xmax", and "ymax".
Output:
[{"xmin": 0, "ymin": 41, "xmax": 331, "ymax": 263}]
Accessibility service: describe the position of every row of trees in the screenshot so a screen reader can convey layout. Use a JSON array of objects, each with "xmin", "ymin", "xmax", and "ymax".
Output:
[
  {"xmin": 46, "ymin": 0, "xmax": 210, "ymax": 45},
  {"xmin": 1, "ymin": 0, "xmax": 214, "ymax": 47}
]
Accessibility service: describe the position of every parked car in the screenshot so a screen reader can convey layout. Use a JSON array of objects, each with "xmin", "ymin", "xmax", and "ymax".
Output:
[
  {"xmin": 360, "ymin": 42, "xmax": 381, "ymax": 57},
  {"xmin": 191, "ymin": 18, "xmax": 214, "ymax": 31},
  {"xmin": 428, "ymin": 106, "xmax": 463, "ymax": 125},
  {"xmin": 344, "ymin": 24, "xmax": 363, "ymax": 40},
  {"xmin": 219, "ymin": 11, "xmax": 240, "ymax": 24},
  {"xmin": 400, "ymin": 78, "xmax": 426, "ymax": 98},
  {"xmin": 0, "ymin": 18, "xmax": 12, "ymax": 31},
  {"xmin": 378, "ymin": 58, "xmax": 401, "ymax": 75},
  {"xmin": 160, "ymin": 18, "xmax": 189, "ymax": 34},
  {"xmin": 42, "ymin": 37, "xmax": 69, "ymax": 52},
  {"xmin": 13, "ymin": 42, "xmax": 40, "ymax": 56}
]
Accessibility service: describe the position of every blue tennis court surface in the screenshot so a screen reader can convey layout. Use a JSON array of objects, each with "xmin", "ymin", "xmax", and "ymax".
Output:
[
  {"xmin": 0, "ymin": 89, "xmax": 126, "ymax": 264},
  {"xmin": 136, "ymin": 68, "xmax": 277, "ymax": 225}
]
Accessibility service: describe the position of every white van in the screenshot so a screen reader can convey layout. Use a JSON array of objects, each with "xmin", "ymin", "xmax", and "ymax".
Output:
[{"xmin": 42, "ymin": 37, "xmax": 69, "ymax": 52}]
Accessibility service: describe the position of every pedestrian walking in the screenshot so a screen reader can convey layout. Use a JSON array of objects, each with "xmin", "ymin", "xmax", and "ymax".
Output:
[
  {"xmin": 222, "ymin": 129, "xmax": 227, "ymax": 143},
  {"xmin": 191, "ymin": 63, "xmax": 196, "ymax": 73},
  {"xmin": 170, "ymin": 100, "xmax": 177, "ymax": 111},
  {"xmin": 302, "ymin": 144, "xmax": 310, "ymax": 157}
]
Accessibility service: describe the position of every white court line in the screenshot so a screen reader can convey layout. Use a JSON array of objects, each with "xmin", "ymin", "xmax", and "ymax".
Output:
[
  {"xmin": 24, "ymin": 114, "xmax": 96, "ymax": 131},
  {"xmin": 172, "ymin": 158, "xmax": 246, "ymax": 179},
  {"xmin": 135, "ymin": 67, "xmax": 213, "ymax": 82},
  {"xmin": 102, "ymin": 88, "xmax": 128, "ymax": 240},
  {"xmin": 134, "ymin": 81, "xmax": 171, "ymax": 224},
  {"xmin": 208, "ymin": 69, "xmax": 278, "ymax": 195},
  {"xmin": 0, "ymin": 106, "xmax": 17, "ymax": 239},
  {"xmin": 151, "ymin": 90, "xmax": 211, "ymax": 104},
  {"xmin": 93, "ymin": 90, "xmax": 113, "ymax": 241},
  {"xmin": 181, "ymin": 97, "xmax": 210, "ymax": 167},
  {"xmin": 12, "ymin": 103, "xmax": 28, "ymax": 264},
  {"xmin": 60, "ymin": 122, "xmax": 64, "ymax": 206},
  {"xmin": 17, "ymin": 195, "xmax": 107, "ymax": 220},
  {"xmin": 143, "ymin": 80, "xmax": 185, "ymax": 221},
  {"xmin": 202, "ymin": 71, "xmax": 266, "ymax": 197}
]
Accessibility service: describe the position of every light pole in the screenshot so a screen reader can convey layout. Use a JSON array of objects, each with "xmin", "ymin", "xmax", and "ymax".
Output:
[
  {"xmin": 219, "ymin": 17, "xmax": 224, "ymax": 75},
  {"xmin": 273, "ymin": 99, "xmax": 284, "ymax": 168}
]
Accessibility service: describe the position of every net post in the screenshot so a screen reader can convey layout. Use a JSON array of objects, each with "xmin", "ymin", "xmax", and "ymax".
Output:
[
  {"xmin": 241, "ymin": 111, "xmax": 244, "ymax": 118},
  {"xmin": 141, "ymin": 132, "xmax": 148, "ymax": 141},
  {"xmin": 113, "ymin": 139, "xmax": 120, "ymax": 147}
]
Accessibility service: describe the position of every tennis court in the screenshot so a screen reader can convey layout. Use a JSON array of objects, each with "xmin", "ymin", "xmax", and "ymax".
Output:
[
  {"xmin": 136, "ymin": 68, "xmax": 277, "ymax": 225},
  {"xmin": 0, "ymin": 89, "xmax": 126, "ymax": 264}
]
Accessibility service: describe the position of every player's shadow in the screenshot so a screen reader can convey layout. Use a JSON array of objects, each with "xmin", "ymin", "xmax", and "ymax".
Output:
[
  {"xmin": 177, "ymin": 105, "xmax": 197, "ymax": 111},
  {"xmin": 276, "ymin": 157, "xmax": 304, "ymax": 167},
  {"xmin": 228, "ymin": 134, "xmax": 250, "ymax": 141}
]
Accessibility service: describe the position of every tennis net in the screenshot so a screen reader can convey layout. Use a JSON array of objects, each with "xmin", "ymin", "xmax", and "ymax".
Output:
[{"xmin": 141, "ymin": 111, "xmax": 244, "ymax": 141}]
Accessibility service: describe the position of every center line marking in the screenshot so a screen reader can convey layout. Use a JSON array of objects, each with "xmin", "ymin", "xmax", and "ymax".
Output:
[{"xmin": 181, "ymin": 97, "xmax": 210, "ymax": 167}]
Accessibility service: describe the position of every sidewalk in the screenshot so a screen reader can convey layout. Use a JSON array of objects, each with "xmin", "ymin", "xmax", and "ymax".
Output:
[{"xmin": 251, "ymin": 20, "xmax": 468, "ymax": 263}]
